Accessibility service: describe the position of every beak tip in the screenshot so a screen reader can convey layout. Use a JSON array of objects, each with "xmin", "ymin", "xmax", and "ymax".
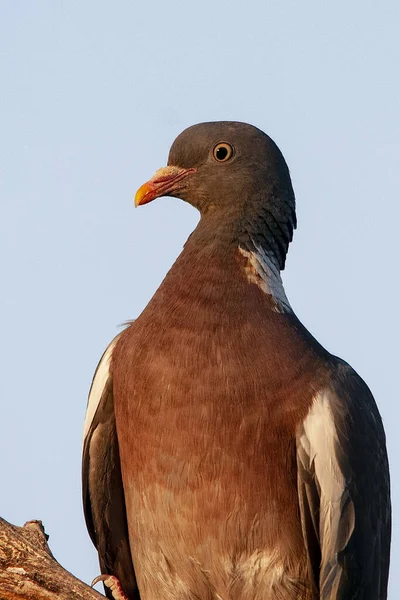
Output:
[{"xmin": 134, "ymin": 182, "xmax": 151, "ymax": 208}]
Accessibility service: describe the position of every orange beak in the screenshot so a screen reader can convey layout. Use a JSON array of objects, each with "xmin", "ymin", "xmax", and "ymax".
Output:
[{"xmin": 134, "ymin": 166, "xmax": 196, "ymax": 207}]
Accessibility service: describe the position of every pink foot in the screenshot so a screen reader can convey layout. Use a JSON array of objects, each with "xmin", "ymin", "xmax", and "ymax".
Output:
[{"xmin": 91, "ymin": 574, "xmax": 128, "ymax": 600}]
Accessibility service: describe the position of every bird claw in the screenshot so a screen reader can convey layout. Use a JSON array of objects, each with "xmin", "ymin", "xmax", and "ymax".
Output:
[{"xmin": 91, "ymin": 574, "xmax": 129, "ymax": 600}]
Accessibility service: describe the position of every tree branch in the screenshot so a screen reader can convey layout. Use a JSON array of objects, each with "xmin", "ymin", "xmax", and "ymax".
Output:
[{"xmin": 0, "ymin": 517, "xmax": 104, "ymax": 600}]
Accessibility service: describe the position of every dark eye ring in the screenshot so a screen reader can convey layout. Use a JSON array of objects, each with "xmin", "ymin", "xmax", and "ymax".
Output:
[{"xmin": 213, "ymin": 142, "xmax": 234, "ymax": 162}]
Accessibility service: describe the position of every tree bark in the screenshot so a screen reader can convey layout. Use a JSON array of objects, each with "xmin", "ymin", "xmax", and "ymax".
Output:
[{"xmin": 0, "ymin": 517, "xmax": 104, "ymax": 600}]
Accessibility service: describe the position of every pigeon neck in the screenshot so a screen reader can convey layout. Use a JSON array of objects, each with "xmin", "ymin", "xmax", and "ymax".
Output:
[{"xmin": 186, "ymin": 210, "xmax": 292, "ymax": 313}]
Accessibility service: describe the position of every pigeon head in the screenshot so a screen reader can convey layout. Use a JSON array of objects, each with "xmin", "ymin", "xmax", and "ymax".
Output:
[{"xmin": 135, "ymin": 122, "xmax": 296, "ymax": 269}]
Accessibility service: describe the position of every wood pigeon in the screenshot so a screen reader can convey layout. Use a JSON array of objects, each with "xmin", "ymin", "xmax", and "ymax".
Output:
[{"xmin": 83, "ymin": 122, "xmax": 391, "ymax": 600}]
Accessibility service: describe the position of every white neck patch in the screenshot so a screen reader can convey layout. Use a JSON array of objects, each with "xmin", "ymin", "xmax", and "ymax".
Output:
[{"xmin": 238, "ymin": 242, "xmax": 291, "ymax": 313}]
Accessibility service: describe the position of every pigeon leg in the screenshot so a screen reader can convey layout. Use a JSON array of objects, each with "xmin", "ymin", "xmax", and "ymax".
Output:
[{"xmin": 92, "ymin": 574, "xmax": 129, "ymax": 600}]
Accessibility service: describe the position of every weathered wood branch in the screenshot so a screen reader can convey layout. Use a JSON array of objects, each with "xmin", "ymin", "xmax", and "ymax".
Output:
[{"xmin": 0, "ymin": 517, "xmax": 105, "ymax": 600}]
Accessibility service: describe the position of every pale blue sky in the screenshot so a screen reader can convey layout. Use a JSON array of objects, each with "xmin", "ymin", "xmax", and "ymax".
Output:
[{"xmin": 1, "ymin": 1, "xmax": 399, "ymax": 595}]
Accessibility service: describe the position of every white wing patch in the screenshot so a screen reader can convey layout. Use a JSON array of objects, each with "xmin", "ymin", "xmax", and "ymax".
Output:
[
  {"xmin": 83, "ymin": 334, "xmax": 121, "ymax": 442},
  {"xmin": 299, "ymin": 390, "xmax": 355, "ymax": 559},
  {"xmin": 238, "ymin": 242, "xmax": 291, "ymax": 312}
]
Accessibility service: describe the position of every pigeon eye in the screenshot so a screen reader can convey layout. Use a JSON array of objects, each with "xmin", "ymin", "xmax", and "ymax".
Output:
[{"xmin": 213, "ymin": 143, "xmax": 234, "ymax": 162}]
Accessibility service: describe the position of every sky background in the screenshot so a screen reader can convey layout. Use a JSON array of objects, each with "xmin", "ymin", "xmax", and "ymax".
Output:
[{"xmin": 1, "ymin": 0, "xmax": 399, "ymax": 596}]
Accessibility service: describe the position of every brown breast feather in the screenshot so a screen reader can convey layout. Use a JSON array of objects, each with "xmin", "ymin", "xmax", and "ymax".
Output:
[{"xmin": 112, "ymin": 247, "xmax": 332, "ymax": 600}]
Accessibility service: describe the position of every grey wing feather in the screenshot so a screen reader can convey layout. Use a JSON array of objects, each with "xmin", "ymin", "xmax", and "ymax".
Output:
[
  {"xmin": 297, "ymin": 360, "xmax": 391, "ymax": 599},
  {"xmin": 82, "ymin": 335, "xmax": 140, "ymax": 600}
]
